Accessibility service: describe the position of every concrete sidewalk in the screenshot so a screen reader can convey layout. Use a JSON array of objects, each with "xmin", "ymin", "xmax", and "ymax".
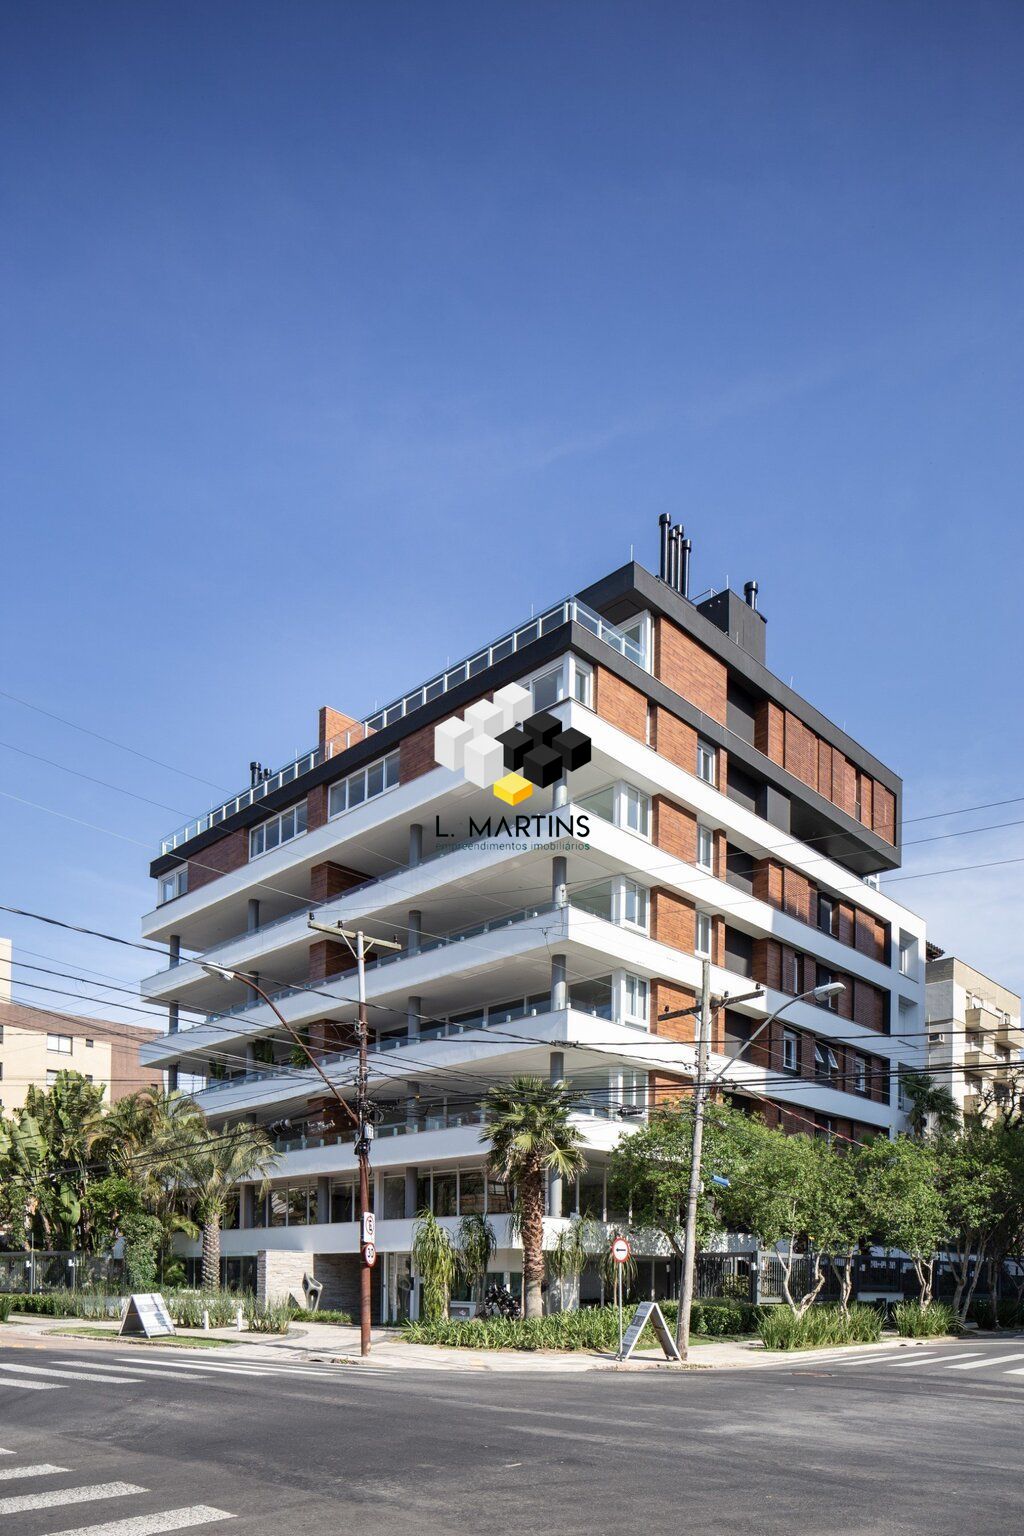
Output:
[{"xmin": 3, "ymin": 1311, "xmax": 941, "ymax": 1374}]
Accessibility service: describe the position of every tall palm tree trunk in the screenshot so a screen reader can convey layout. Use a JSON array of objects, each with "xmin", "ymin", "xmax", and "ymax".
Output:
[
  {"xmin": 521, "ymin": 1168, "xmax": 546, "ymax": 1319},
  {"xmin": 201, "ymin": 1210, "xmax": 222, "ymax": 1292}
]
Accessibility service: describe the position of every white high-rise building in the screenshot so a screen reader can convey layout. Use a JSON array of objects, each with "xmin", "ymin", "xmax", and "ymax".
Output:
[{"xmin": 140, "ymin": 522, "xmax": 927, "ymax": 1315}]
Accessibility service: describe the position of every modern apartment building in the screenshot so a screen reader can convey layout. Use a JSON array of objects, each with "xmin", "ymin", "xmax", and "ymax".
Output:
[
  {"xmin": 0, "ymin": 965, "xmax": 162, "ymax": 1113},
  {"xmin": 140, "ymin": 520, "xmax": 928, "ymax": 1314},
  {"xmin": 925, "ymin": 952, "xmax": 1023, "ymax": 1120}
]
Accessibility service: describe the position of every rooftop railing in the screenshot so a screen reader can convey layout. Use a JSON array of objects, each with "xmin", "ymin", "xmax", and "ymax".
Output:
[{"xmin": 158, "ymin": 597, "xmax": 644, "ymax": 854}]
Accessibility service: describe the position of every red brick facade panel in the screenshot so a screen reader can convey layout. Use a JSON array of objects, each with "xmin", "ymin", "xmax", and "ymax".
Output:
[
  {"xmin": 594, "ymin": 666, "xmax": 648, "ymax": 743},
  {"xmin": 308, "ymin": 939, "xmax": 354, "ymax": 984},
  {"xmin": 651, "ymin": 708, "xmax": 697, "ymax": 771},
  {"xmin": 651, "ymin": 888, "xmax": 696, "ymax": 953},
  {"xmin": 187, "ymin": 828, "xmax": 248, "ymax": 892},
  {"xmin": 319, "ymin": 706, "xmax": 360, "ymax": 751},
  {"xmin": 310, "ymin": 861, "xmax": 370, "ymax": 904},
  {"xmin": 651, "ymin": 981, "xmax": 697, "ymax": 1043},
  {"xmin": 652, "ymin": 796, "xmax": 697, "ymax": 863},
  {"xmin": 655, "ymin": 619, "xmax": 728, "ymax": 724}
]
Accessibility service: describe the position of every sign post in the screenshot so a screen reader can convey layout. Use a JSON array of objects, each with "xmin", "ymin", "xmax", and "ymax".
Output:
[{"xmin": 610, "ymin": 1237, "xmax": 631, "ymax": 1359}]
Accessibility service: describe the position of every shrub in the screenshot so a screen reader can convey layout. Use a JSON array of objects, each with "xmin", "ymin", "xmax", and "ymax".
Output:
[
  {"xmin": 401, "ymin": 1300, "xmax": 765, "ymax": 1352},
  {"xmin": 0, "ymin": 1290, "xmax": 122, "ymax": 1320},
  {"xmin": 288, "ymin": 1306, "xmax": 353, "ymax": 1325},
  {"xmin": 758, "ymin": 1303, "xmax": 883, "ymax": 1351},
  {"xmin": 0, "ymin": 1295, "xmax": 14, "ymax": 1323},
  {"xmin": 893, "ymin": 1301, "xmax": 959, "ymax": 1338},
  {"xmin": 244, "ymin": 1299, "xmax": 292, "ymax": 1334},
  {"xmin": 166, "ymin": 1292, "xmax": 242, "ymax": 1329}
]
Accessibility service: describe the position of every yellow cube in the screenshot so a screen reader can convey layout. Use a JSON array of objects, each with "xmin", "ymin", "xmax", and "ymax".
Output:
[{"xmin": 493, "ymin": 772, "xmax": 533, "ymax": 806}]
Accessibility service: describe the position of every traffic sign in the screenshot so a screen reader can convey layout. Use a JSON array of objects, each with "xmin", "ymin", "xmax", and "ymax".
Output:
[
  {"xmin": 610, "ymin": 1237, "xmax": 631, "ymax": 1264},
  {"xmin": 362, "ymin": 1242, "xmax": 377, "ymax": 1267},
  {"xmin": 361, "ymin": 1212, "xmax": 376, "ymax": 1244}
]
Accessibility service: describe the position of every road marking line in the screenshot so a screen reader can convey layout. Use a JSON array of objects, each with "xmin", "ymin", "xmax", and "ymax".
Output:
[
  {"xmin": 884, "ymin": 1351, "xmax": 984, "ymax": 1367},
  {"xmin": 108, "ymin": 1360, "xmax": 275, "ymax": 1377},
  {"xmin": 0, "ymin": 1378, "xmax": 64, "ymax": 1390},
  {"xmin": 881, "ymin": 1353, "xmax": 943, "ymax": 1366},
  {"xmin": 26, "ymin": 1505, "xmax": 234, "ymax": 1535},
  {"xmin": 944, "ymin": 1352, "xmax": 1024, "ymax": 1370},
  {"xmin": 106, "ymin": 1357, "xmax": 336, "ymax": 1379},
  {"xmin": 0, "ymin": 1481, "xmax": 144, "ymax": 1515},
  {"xmin": 0, "ymin": 1462, "xmax": 68, "ymax": 1481},
  {"xmin": 0, "ymin": 1363, "xmax": 143, "ymax": 1385}
]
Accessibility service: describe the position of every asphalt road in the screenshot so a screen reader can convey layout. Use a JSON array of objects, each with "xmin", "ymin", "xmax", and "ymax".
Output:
[{"xmin": 1, "ymin": 1334, "xmax": 1023, "ymax": 1535}]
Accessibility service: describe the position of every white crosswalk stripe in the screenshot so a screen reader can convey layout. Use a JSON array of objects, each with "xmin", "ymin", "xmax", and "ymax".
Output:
[
  {"xmin": 105, "ymin": 1355, "xmax": 340, "ymax": 1379},
  {"xmin": 40, "ymin": 1509, "xmax": 234, "ymax": 1535},
  {"xmin": 943, "ymin": 1352, "xmax": 1024, "ymax": 1370},
  {"xmin": 0, "ymin": 1376, "xmax": 63, "ymax": 1390},
  {"xmin": 0, "ymin": 1449, "xmax": 238, "ymax": 1533},
  {"xmin": 0, "ymin": 1462, "xmax": 67, "ymax": 1481},
  {"xmin": 0, "ymin": 1480, "xmax": 144, "ymax": 1515},
  {"xmin": 0, "ymin": 1363, "xmax": 142, "ymax": 1385}
]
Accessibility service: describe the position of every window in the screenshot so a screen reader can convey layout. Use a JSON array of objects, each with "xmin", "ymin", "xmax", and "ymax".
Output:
[
  {"xmin": 531, "ymin": 667, "xmax": 564, "ymax": 711},
  {"xmin": 158, "ymin": 865, "xmax": 188, "ymax": 905},
  {"xmin": 696, "ymin": 824, "xmax": 714, "ymax": 873},
  {"xmin": 84, "ymin": 1074, "xmax": 94, "ymax": 1084},
  {"xmin": 328, "ymin": 752, "xmax": 399, "ymax": 819},
  {"xmin": 814, "ymin": 1042, "xmax": 839, "ymax": 1083},
  {"xmin": 623, "ymin": 973, "xmax": 649, "ymax": 1025},
  {"xmin": 898, "ymin": 931, "xmax": 916, "ymax": 978},
  {"xmin": 695, "ymin": 912, "xmax": 713, "ymax": 958},
  {"xmin": 816, "ymin": 966, "xmax": 840, "ymax": 1009},
  {"xmin": 696, "ymin": 739, "xmax": 717, "ymax": 786},
  {"xmin": 782, "ymin": 1030, "xmax": 798, "ymax": 1074},
  {"xmin": 621, "ymin": 784, "xmax": 650, "ymax": 838},
  {"xmin": 620, "ymin": 613, "xmax": 652, "ymax": 670},
  {"xmin": 787, "ymin": 952, "xmax": 802, "ymax": 994},
  {"xmin": 572, "ymin": 659, "xmax": 593, "ymax": 708},
  {"xmin": 249, "ymin": 800, "xmax": 308, "ymax": 859},
  {"xmin": 818, "ymin": 894, "xmax": 836, "ymax": 937},
  {"xmin": 854, "ymin": 1057, "xmax": 868, "ymax": 1095},
  {"xmin": 46, "ymin": 1070, "xmax": 59, "ymax": 1086},
  {"xmin": 619, "ymin": 879, "xmax": 648, "ymax": 932},
  {"xmin": 85, "ymin": 1038, "xmax": 94, "ymax": 1049},
  {"xmin": 578, "ymin": 784, "xmax": 615, "ymax": 824},
  {"xmin": 47, "ymin": 1033, "xmax": 73, "ymax": 1054}
]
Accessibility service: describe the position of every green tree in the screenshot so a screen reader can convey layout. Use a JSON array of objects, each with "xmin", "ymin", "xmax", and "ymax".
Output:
[
  {"xmin": 0, "ymin": 1073, "xmax": 106, "ymax": 1249},
  {"xmin": 456, "ymin": 1213, "xmax": 496, "ymax": 1313},
  {"xmin": 865, "ymin": 1135, "xmax": 947, "ymax": 1306},
  {"xmin": 481, "ymin": 1076, "xmax": 586, "ymax": 1319},
  {"xmin": 607, "ymin": 1102, "xmax": 737, "ymax": 1259},
  {"xmin": 186, "ymin": 1122, "xmax": 275, "ymax": 1291},
  {"xmin": 412, "ymin": 1209, "xmax": 459, "ymax": 1321},
  {"xmin": 899, "ymin": 1070, "xmax": 959, "ymax": 1137},
  {"xmin": 723, "ymin": 1119, "xmax": 827, "ymax": 1315},
  {"xmin": 937, "ymin": 1121, "xmax": 1008, "ymax": 1324}
]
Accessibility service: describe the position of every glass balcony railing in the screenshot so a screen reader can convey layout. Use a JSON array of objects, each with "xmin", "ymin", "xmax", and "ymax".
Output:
[
  {"xmin": 158, "ymin": 597, "xmax": 643, "ymax": 855},
  {"xmin": 200, "ymin": 901, "xmax": 559, "ymax": 1027}
]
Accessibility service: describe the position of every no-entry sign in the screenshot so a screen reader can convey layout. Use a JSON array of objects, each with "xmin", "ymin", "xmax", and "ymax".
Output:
[{"xmin": 610, "ymin": 1237, "xmax": 631, "ymax": 1264}]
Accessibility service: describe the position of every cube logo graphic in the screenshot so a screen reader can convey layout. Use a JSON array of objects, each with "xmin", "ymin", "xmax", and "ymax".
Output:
[{"xmin": 433, "ymin": 682, "xmax": 592, "ymax": 805}]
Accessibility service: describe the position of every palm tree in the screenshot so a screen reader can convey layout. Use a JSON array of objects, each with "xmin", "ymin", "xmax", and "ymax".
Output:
[
  {"xmin": 481, "ymin": 1076, "xmax": 586, "ymax": 1319},
  {"xmin": 187, "ymin": 1122, "xmax": 276, "ymax": 1291},
  {"xmin": 900, "ymin": 1070, "xmax": 959, "ymax": 1137}
]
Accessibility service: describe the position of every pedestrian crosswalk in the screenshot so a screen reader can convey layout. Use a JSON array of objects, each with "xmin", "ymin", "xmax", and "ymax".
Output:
[
  {"xmin": 0, "ymin": 1349, "xmax": 347, "ymax": 1396},
  {"xmin": 0, "ymin": 1446, "xmax": 234, "ymax": 1533},
  {"xmin": 783, "ymin": 1343, "xmax": 1024, "ymax": 1382}
]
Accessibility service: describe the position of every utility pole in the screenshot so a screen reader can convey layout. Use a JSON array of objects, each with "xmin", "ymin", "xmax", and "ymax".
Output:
[
  {"xmin": 307, "ymin": 920, "xmax": 401, "ymax": 1358},
  {"xmin": 675, "ymin": 958, "xmax": 711, "ymax": 1361},
  {"xmin": 660, "ymin": 974, "xmax": 843, "ymax": 1358}
]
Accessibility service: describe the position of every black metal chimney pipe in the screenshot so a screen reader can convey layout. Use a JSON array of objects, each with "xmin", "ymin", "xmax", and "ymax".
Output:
[
  {"xmin": 667, "ymin": 524, "xmax": 679, "ymax": 590},
  {"xmin": 744, "ymin": 580, "xmax": 759, "ymax": 611},
  {"xmin": 672, "ymin": 523, "xmax": 685, "ymax": 592},
  {"xmin": 680, "ymin": 538, "xmax": 692, "ymax": 599},
  {"xmin": 658, "ymin": 513, "xmax": 671, "ymax": 581}
]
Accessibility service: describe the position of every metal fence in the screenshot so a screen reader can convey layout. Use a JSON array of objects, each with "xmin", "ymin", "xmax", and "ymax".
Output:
[{"xmin": 0, "ymin": 1251, "xmax": 125, "ymax": 1294}]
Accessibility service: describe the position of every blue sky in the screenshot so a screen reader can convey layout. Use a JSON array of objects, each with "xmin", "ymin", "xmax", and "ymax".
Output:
[{"xmin": 1, "ymin": 0, "xmax": 1022, "ymax": 1025}]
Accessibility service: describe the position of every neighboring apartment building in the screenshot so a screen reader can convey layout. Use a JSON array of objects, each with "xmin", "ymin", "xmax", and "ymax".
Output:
[
  {"xmin": 925, "ymin": 952, "xmax": 1023, "ymax": 1120},
  {"xmin": 140, "ymin": 519, "xmax": 928, "ymax": 1313},
  {"xmin": 0, "ymin": 992, "xmax": 162, "ymax": 1113}
]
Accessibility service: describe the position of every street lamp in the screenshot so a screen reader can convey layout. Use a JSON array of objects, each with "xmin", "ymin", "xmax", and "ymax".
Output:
[{"xmin": 709, "ymin": 980, "xmax": 846, "ymax": 1087}]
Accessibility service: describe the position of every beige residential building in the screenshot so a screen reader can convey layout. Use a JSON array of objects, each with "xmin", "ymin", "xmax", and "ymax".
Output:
[
  {"xmin": 0, "ymin": 999, "xmax": 162, "ymax": 1114},
  {"xmin": 925, "ymin": 952, "xmax": 1023, "ymax": 1120}
]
